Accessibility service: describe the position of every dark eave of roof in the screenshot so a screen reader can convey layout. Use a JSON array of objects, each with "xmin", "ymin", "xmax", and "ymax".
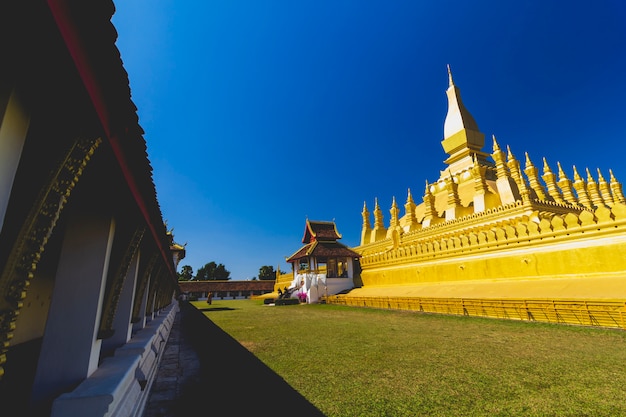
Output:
[
  {"xmin": 302, "ymin": 220, "xmax": 342, "ymax": 243},
  {"xmin": 45, "ymin": 0, "xmax": 175, "ymax": 278}
]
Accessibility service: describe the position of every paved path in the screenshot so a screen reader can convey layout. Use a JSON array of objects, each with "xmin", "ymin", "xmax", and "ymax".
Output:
[
  {"xmin": 142, "ymin": 302, "xmax": 326, "ymax": 417},
  {"xmin": 142, "ymin": 306, "xmax": 202, "ymax": 417}
]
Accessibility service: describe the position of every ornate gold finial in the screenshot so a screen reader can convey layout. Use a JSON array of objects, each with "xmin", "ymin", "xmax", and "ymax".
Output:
[
  {"xmin": 506, "ymin": 146, "xmax": 522, "ymax": 186},
  {"xmin": 445, "ymin": 172, "xmax": 460, "ymax": 205},
  {"xmin": 506, "ymin": 145, "xmax": 514, "ymax": 161},
  {"xmin": 525, "ymin": 152, "xmax": 532, "ymax": 168},
  {"xmin": 586, "ymin": 167, "xmax": 605, "ymax": 208},
  {"xmin": 572, "ymin": 165, "xmax": 592, "ymax": 208},
  {"xmin": 609, "ymin": 169, "xmax": 626, "ymax": 204},
  {"xmin": 556, "ymin": 162, "xmax": 577, "ymax": 205},
  {"xmin": 597, "ymin": 168, "xmax": 614, "ymax": 206},
  {"xmin": 541, "ymin": 157, "xmax": 564, "ymax": 204},
  {"xmin": 523, "ymin": 152, "xmax": 547, "ymax": 201},
  {"xmin": 557, "ymin": 161, "xmax": 567, "ymax": 180},
  {"xmin": 404, "ymin": 188, "xmax": 418, "ymax": 231},
  {"xmin": 360, "ymin": 201, "xmax": 372, "ymax": 245},
  {"xmin": 447, "ymin": 64, "xmax": 454, "ymax": 86},
  {"xmin": 492, "ymin": 134, "xmax": 500, "ymax": 152},
  {"xmin": 572, "ymin": 165, "xmax": 583, "ymax": 182},
  {"xmin": 422, "ymin": 180, "xmax": 437, "ymax": 227},
  {"xmin": 373, "ymin": 197, "xmax": 384, "ymax": 228},
  {"xmin": 389, "ymin": 197, "xmax": 400, "ymax": 227},
  {"xmin": 424, "ymin": 180, "xmax": 432, "ymax": 196}
]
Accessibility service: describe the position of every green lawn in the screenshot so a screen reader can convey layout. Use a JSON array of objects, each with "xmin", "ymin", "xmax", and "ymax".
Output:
[{"xmin": 192, "ymin": 299, "xmax": 626, "ymax": 417}]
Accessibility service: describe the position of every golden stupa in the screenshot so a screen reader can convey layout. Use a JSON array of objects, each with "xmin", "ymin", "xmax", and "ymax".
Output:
[{"xmin": 331, "ymin": 67, "xmax": 626, "ymax": 328}]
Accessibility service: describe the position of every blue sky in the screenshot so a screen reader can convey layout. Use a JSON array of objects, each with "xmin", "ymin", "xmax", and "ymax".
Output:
[{"xmin": 111, "ymin": 1, "xmax": 626, "ymax": 280}]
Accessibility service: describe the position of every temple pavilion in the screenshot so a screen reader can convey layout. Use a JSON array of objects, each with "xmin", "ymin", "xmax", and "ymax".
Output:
[
  {"xmin": 284, "ymin": 220, "xmax": 361, "ymax": 303},
  {"xmin": 333, "ymin": 67, "xmax": 626, "ymax": 325}
]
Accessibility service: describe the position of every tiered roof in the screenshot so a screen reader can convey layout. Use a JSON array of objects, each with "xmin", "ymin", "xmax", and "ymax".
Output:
[{"xmin": 287, "ymin": 220, "xmax": 360, "ymax": 262}]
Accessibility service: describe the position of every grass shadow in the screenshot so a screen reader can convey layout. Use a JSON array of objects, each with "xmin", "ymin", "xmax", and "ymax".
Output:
[
  {"xmin": 196, "ymin": 306, "xmax": 237, "ymax": 312},
  {"xmin": 179, "ymin": 302, "xmax": 326, "ymax": 416}
]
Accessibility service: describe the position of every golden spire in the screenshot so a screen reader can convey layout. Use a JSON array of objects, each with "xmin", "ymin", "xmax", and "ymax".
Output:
[
  {"xmin": 492, "ymin": 135, "xmax": 509, "ymax": 180},
  {"xmin": 360, "ymin": 201, "xmax": 372, "ymax": 246},
  {"xmin": 572, "ymin": 165, "xmax": 592, "ymax": 208},
  {"xmin": 373, "ymin": 197, "xmax": 384, "ymax": 229},
  {"xmin": 609, "ymin": 169, "xmax": 626, "ymax": 204},
  {"xmin": 389, "ymin": 196, "xmax": 400, "ymax": 228},
  {"xmin": 370, "ymin": 198, "xmax": 388, "ymax": 242},
  {"xmin": 446, "ymin": 173, "xmax": 460, "ymax": 207},
  {"xmin": 506, "ymin": 145, "xmax": 523, "ymax": 188},
  {"xmin": 585, "ymin": 168, "xmax": 604, "ymax": 209},
  {"xmin": 597, "ymin": 169, "xmax": 614, "ymax": 206},
  {"xmin": 422, "ymin": 180, "xmax": 437, "ymax": 227},
  {"xmin": 441, "ymin": 65, "xmax": 487, "ymax": 171},
  {"xmin": 541, "ymin": 157, "xmax": 564, "ymax": 204},
  {"xmin": 444, "ymin": 173, "xmax": 461, "ymax": 221},
  {"xmin": 516, "ymin": 165, "xmax": 532, "ymax": 205},
  {"xmin": 404, "ymin": 188, "xmax": 418, "ymax": 231},
  {"xmin": 361, "ymin": 201, "xmax": 371, "ymax": 229},
  {"xmin": 471, "ymin": 154, "xmax": 488, "ymax": 195},
  {"xmin": 524, "ymin": 152, "xmax": 547, "ymax": 201},
  {"xmin": 556, "ymin": 162, "xmax": 577, "ymax": 205},
  {"xmin": 491, "ymin": 135, "xmax": 521, "ymax": 205}
]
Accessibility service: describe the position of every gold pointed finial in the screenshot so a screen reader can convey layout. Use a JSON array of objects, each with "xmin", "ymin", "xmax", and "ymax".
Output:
[
  {"xmin": 573, "ymin": 165, "xmax": 583, "ymax": 181},
  {"xmin": 557, "ymin": 161, "xmax": 567, "ymax": 178},
  {"xmin": 525, "ymin": 152, "xmax": 533, "ymax": 168},
  {"xmin": 447, "ymin": 64, "xmax": 454, "ymax": 87},
  {"xmin": 542, "ymin": 157, "xmax": 552, "ymax": 173},
  {"xmin": 492, "ymin": 134, "xmax": 500, "ymax": 151},
  {"xmin": 506, "ymin": 145, "xmax": 514, "ymax": 160}
]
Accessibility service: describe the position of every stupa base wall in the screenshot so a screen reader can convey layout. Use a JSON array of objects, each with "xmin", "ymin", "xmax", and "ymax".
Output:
[{"xmin": 357, "ymin": 235, "xmax": 626, "ymax": 300}]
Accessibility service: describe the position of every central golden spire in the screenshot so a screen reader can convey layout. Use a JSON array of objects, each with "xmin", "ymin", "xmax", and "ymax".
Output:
[{"xmin": 441, "ymin": 65, "xmax": 489, "ymax": 176}]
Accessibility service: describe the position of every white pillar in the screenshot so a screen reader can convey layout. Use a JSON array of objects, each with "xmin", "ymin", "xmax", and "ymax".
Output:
[
  {"xmin": 101, "ymin": 251, "xmax": 140, "ymax": 353},
  {"xmin": 0, "ymin": 88, "xmax": 30, "ymax": 228},
  {"xmin": 31, "ymin": 213, "xmax": 115, "ymax": 405}
]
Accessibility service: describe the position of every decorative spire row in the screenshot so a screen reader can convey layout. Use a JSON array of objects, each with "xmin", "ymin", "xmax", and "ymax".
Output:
[
  {"xmin": 359, "ymin": 146, "xmax": 626, "ymax": 245},
  {"xmin": 359, "ymin": 67, "xmax": 626, "ymax": 246}
]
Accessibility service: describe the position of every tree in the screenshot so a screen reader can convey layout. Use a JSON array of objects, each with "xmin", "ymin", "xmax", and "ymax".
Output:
[
  {"xmin": 196, "ymin": 261, "xmax": 231, "ymax": 281},
  {"xmin": 258, "ymin": 265, "xmax": 276, "ymax": 281},
  {"xmin": 177, "ymin": 265, "xmax": 193, "ymax": 281},
  {"xmin": 214, "ymin": 263, "xmax": 230, "ymax": 280}
]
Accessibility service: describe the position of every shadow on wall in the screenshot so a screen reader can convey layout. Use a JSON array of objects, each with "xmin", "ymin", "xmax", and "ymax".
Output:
[{"xmin": 179, "ymin": 302, "xmax": 326, "ymax": 417}]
